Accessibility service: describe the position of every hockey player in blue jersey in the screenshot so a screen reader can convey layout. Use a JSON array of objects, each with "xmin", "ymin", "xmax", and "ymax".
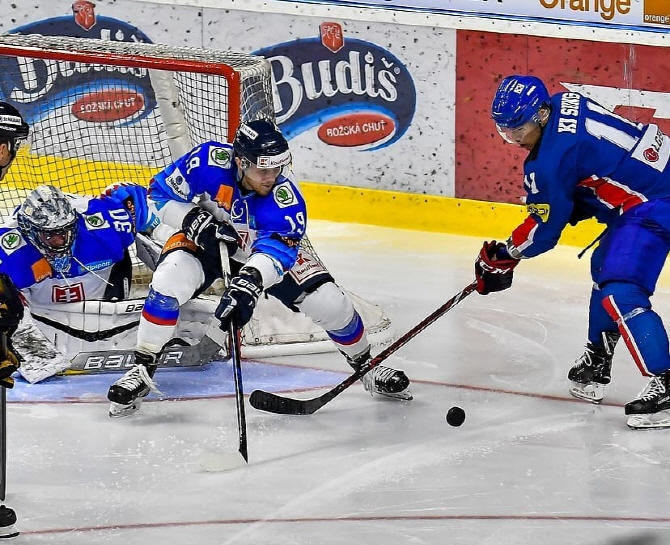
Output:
[
  {"xmin": 0, "ymin": 182, "xmax": 156, "ymax": 385},
  {"xmin": 473, "ymin": 74, "xmax": 670, "ymax": 429},
  {"xmin": 106, "ymin": 119, "xmax": 412, "ymax": 417}
]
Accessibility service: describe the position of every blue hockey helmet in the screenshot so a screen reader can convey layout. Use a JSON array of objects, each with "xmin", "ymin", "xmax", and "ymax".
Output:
[
  {"xmin": 491, "ymin": 75, "xmax": 550, "ymax": 130},
  {"xmin": 233, "ymin": 119, "xmax": 291, "ymax": 171}
]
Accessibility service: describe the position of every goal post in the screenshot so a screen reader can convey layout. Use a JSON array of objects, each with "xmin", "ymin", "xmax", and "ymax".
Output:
[
  {"xmin": 0, "ymin": 33, "xmax": 274, "ymax": 216},
  {"xmin": 0, "ymin": 33, "xmax": 394, "ymax": 360}
]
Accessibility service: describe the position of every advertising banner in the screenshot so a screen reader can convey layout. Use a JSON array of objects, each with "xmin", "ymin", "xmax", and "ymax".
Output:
[
  {"xmin": 455, "ymin": 30, "xmax": 670, "ymax": 203},
  {"xmin": 1, "ymin": 0, "xmax": 457, "ymax": 197},
  {"xmin": 3, "ymin": 0, "xmax": 670, "ymax": 207},
  {"xmin": 279, "ymin": 0, "xmax": 670, "ymax": 30}
]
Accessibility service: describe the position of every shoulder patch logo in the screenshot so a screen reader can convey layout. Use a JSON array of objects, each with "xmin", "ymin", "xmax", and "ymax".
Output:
[
  {"xmin": 84, "ymin": 212, "xmax": 108, "ymax": 230},
  {"xmin": 527, "ymin": 203, "xmax": 550, "ymax": 222},
  {"xmin": 1, "ymin": 231, "xmax": 23, "ymax": 252},
  {"xmin": 209, "ymin": 147, "xmax": 232, "ymax": 168},
  {"xmin": 273, "ymin": 183, "xmax": 296, "ymax": 208}
]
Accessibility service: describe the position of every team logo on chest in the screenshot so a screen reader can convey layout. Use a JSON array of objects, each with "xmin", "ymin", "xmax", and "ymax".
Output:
[
  {"xmin": 273, "ymin": 183, "xmax": 296, "ymax": 208},
  {"xmin": 52, "ymin": 283, "xmax": 85, "ymax": 303}
]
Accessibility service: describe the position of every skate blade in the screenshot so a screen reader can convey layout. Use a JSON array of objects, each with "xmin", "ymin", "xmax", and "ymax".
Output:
[
  {"xmin": 569, "ymin": 382, "xmax": 604, "ymax": 404},
  {"xmin": 369, "ymin": 388, "xmax": 413, "ymax": 401},
  {"xmin": 0, "ymin": 523, "xmax": 19, "ymax": 538},
  {"xmin": 627, "ymin": 411, "xmax": 670, "ymax": 429},
  {"xmin": 108, "ymin": 399, "xmax": 143, "ymax": 418}
]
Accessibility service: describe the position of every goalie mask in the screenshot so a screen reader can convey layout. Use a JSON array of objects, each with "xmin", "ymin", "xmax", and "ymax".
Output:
[
  {"xmin": 233, "ymin": 119, "xmax": 291, "ymax": 178},
  {"xmin": 491, "ymin": 75, "xmax": 550, "ymax": 144},
  {"xmin": 17, "ymin": 185, "xmax": 78, "ymax": 266},
  {"xmin": 0, "ymin": 102, "xmax": 30, "ymax": 181}
]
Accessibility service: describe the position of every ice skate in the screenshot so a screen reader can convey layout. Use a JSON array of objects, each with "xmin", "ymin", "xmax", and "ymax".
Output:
[
  {"xmin": 625, "ymin": 370, "xmax": 670, "ymax": 429},
  {"xmin": 0, "ymin": 505, "xmax": 18, "ymax": 539},
  {"xmin": 568, "ymin": 332, "xmax": 619, "ymax": 404},
  {"xmin": 107, "ymin": 352, "xmax": 160, "ymax": 418},
  {"xmin": 346, "ymin": 349, "xmax": 412, "ymax": 401}
]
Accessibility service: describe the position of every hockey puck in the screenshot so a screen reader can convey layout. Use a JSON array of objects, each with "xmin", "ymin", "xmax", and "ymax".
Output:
[{"xmin": 446, "ymin": 406, "xmax": 465, "ymax": 427}]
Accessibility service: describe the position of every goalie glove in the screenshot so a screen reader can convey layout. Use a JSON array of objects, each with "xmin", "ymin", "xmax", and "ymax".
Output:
[
  {"xmin": 0, "ymin": 348, "xmax": 19, "ymax": 389},
  {"xmin": 182, "ymin": 208, "xmax": 241, "ymax": 255},
  {"xmin": 474, "ymin": 240, "xmax": 520, "ymax": 295},
  {"xmin": 0, "ymin": 273, "xmax": 23, "ymax": 332},
  {"xmin": 215, "ymin": 268, "xmax": 263, "ymax": 330},
  {"xmin": 0, "ymin": 274, "xmax": 23, "ymax": 387}
]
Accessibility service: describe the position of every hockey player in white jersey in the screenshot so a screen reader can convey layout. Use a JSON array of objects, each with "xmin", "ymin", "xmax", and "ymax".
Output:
[{"xmin": 107, "ymin": 119, "xmax": 412, "ymax": 417}]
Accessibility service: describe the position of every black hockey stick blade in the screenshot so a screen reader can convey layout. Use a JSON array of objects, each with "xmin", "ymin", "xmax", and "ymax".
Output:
[{"xmin": 249, "ymin": 280, "xmax": 478, "ymax": 415}]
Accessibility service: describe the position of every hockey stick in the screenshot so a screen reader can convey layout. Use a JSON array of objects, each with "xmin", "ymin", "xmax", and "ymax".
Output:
[
  {"xmin": 199, "ymin": 243, "xmax": 249, "ymax": 471},
  {"xmin": 229, "ymin": 318, "xmax": 248, "ymax": 461},
  {"xmin": 0, "ymin": 334, "xmax": 7, "ymax": 502},
  {"xmin": 0, "ymin": 273, "xmax": 23, "ymax": 502},
  {"xmin": 249, "ymin": 280, "xmax": 478, "ymax": 415}
]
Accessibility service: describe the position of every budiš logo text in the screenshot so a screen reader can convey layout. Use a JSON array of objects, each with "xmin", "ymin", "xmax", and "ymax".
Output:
[
  {"xmin": 255, "ymin": 22, "xmax": 416, "ymax": 151},
  {"xmin": 0, "ymin": 10, "xmax": 155, "ymax": 128}
]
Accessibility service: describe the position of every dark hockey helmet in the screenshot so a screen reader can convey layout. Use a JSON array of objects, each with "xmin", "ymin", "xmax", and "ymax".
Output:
[
  {"xmin": 233, "ymin": 119, "xmax": 291, "ymax": 171},
  {"xmin": 491, "ymin": 75, "xmax": 550, "ymax": 130},
  {"xmin": 17, "ymin": 185, "xmax": 78, "ymax": 258},
  {"xmin": 0, "ymin": 102, "xmax": 30, "ymax": 154}
]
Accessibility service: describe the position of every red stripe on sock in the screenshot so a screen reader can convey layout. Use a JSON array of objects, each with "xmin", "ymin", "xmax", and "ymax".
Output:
[{"xmin": 602, "ymin": 295, "xmax": 651, "ymax": 377}]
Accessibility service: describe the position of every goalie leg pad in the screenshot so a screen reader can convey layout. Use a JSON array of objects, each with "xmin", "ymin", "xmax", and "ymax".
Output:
[{"xmin": 295, "ymin": 282, "xmax": 370, "ymax": 358}]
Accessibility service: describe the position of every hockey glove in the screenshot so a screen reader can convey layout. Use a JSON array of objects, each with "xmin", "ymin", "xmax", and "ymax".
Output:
[
  {"xmin": 215, "ymin": 269, "xmax": 263, "ymax": 330},
  {"xmin": 0, "ymin": 273, "xmax": 23, "ymax": 332},
  {"xmin": 474, "ymin": 240, "xmax": 520, "ymax": 295},
  {"xmin": 182, "ymin": 208, "xmax": 241, "ymax": 256},
  {"xmin": 0, "ymin": 348, "xmax": 19, "ymax": 389}
]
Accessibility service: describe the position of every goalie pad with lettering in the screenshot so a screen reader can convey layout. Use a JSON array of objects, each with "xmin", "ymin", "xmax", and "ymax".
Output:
[{"xmin": 18, "ymin": 295, "xmax": 220, "ymax": 383}]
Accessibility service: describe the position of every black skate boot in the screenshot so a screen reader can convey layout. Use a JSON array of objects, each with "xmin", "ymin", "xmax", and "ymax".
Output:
[
  {"xmin": 107, "ymin": 352, "xmax": 160, "ymax": 418},
  {"xmin": 625, "ymin": 370, "xmax": 670, "ymax": 429},
  {"xmin": 345, "ymin": 349, "xmax": 412, "ymax": 401},
  {"xmin": 0, "ymin": 505, "xmax": 18, "ymax": 538},
  {"xmin": 568, "ymin": 331, "xmax": 619, "ymax": 404}
]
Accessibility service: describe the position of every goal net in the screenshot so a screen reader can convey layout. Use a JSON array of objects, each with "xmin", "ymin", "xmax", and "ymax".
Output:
[{"xmin": 0, "ymin": 33, "xmax": 394, "ymax": 360}]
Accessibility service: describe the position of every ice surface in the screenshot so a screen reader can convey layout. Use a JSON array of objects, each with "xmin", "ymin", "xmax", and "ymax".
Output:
[{"xmin": 8, "ymin": 221, "xmax": 670, "ymax": 544}]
